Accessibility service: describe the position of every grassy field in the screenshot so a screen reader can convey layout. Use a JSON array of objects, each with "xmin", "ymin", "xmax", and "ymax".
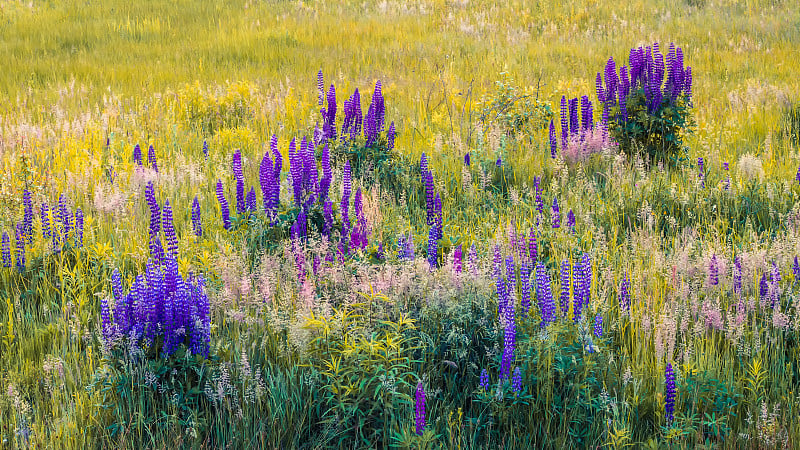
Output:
[{"xmin": 1, "ymin": 0, "xmax": 800, "ymax": 448}]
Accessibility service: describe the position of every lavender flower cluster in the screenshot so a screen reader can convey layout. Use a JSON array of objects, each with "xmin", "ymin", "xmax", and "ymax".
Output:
[
  {"xmin": 101, "ymin": 260, "xmax": 211, "ymax": 359},
  {"xmin": 596, "ymin": 43, "xmax": 693, "ymax": 120}
]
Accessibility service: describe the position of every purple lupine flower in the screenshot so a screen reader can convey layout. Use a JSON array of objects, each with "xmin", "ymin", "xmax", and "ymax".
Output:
[
  {"xmin": 580, "ymin": 95, "xmax": 593, "ymax": 131},
  {"xmin": 233, "ymin": 150, "xmax": 246, "ymax": 214},
  {"xmin": 619, "ymin": 271, "xmax": 631, "ymax": 311},
  {"xmin": 560, "ymin": 96, "xmax": 569, "ymax": 146},
  {"xmin": 549, "ymin": 119, "xmax": 557, "ymax": 158},
  {"xmin": 191, "ymin": 196, "xmax": 202, "ymax": 237},
  {"xmin": 568, "ymin": 97, "xmax": 579, "ymax": 136},
  {"xmin": 100, "ymin": 296, "xmax": 113, "ymax": 343},
  {"xmin": 492, "ymin": 244, "xmax": 503, "ymax": 283},
  {"xmin": 505, "ymin": 255, "xmax": 515, "ymax": 285},
  {"xmin": 246, "ymin": 187, "xmax": 257, "ymax": 212},
  {"xmin": 145, "ymin": 182, "xmax": 160, "ymax": 238},
  {"xmin": 341, "ymin": 160, "xmax": 352, "ymax": 237},
  {"xmin": 552, "ymin": 197, "xmax": 561, "ymax": 228},
  {"xmin": 796, "ymin": 163, "xmax": 800, "ymax": 185},
  {"xmin": 147, "ymin": 144, "xmax": 158, "ymax": 173},
  {"xmin": 581, "ymin": 253, "xmax": 592, "ymax": 308},
  {"xmin": 2, "ymin": 232, "xmax": 11, "ymax": 268},
  {"xmin": 759, "ymin": 272, "xmax": 768, "ymax": 301},
  {"xmin": 665, "ymin": 363, "xmax": 676, "ymax": 424},
  {"xmin": 111, "ymin": 268, "xmax": 124, "ymax": 303},
  {"xmin": 216, "ymin": 180, "xmax": 231, "ymax": 230},
  {"xmin": 22, "ymin": 190, "xmax": 33, "ymax": 243},
  {"xmin": 501, "ymin": 292, "xmax": 516, "ymax": 379},
  {"xmin": 464, "ymin": 153, "xmax": 470, "ymax": 166},
  {"xmin": 496, "ymin": 157, "xmax": 502, "ymax": 167},
  {"xmin": 162, "ymin": 200, "xmax": 178, "ymax": 259},
  {"xmin": 511, "ymin": 367, "xmax": 522, "ymax": 394},
  {"xmin": 202, "ymin": 140, "xmax": 209, "ymax": 159},
  {"xmin": 734, "ymin": 256, "xmax": 742, "ymax": 295},
  {"xmin": 405, "ymin": 232, "xmax": 416, "ymax": 260},
  {"xmin": 573, "ymin": 259, "xmax": 584, "ymax": 322},
  {"xmin": 596, "ymin": 72, "xmax": 605, "ymax": 103},
  {"xmin": 133, "ymin": 144, "xmax": 143, "ymax": 166},
  {"xmin": 594, "ymin": 314, "xmax": 603, "ymax": 338},
  {"xmin": 723, "ymin": 161, "xmax": 730, "ymax": 190},
  {"xmin": 560, "ymin": 259, "xmax": 570, "ymax": 317},
  {"xmin": 698, "ymin": 157, "xmax": 705, "ymax": 188},
  {"xmin": 15, "ymin": 223, "xmax": 25, "ymax": 272},
  {"xmin": 259, "ymin": 148, "xmax": 275, "ymax": 215},
  {"xmin": 479, "ymin": 369, "xmax": 489, "ymax": 390},
  {"xmin": 427, "ymin": 225, "xmax": 438, "ymax": 270},
  {"xmin": 41, "ymin": 203, "xmax": 51, "ymax": 239},
  {"xmin": 453, "ymin": 244, "xmax": 463, "ymax": 274},
  {"xmin": 319, "ymin": 143, "xmax": 332, "ymax": 202},
  {"xmin": 289, "ymin": 138, "xmax": 303, "ymax": 208},
  {"xmin": 528, "ymin": 229, "xmax": 537, "ymax": 261},
  {"xmin": 468, "ymin": 243, "xmax": 477, "ymax": 276},
  {"xmin": 567, "ymin": 209, "xmax": 576, "ymax": 232},
  {"xmin": 414, "ymin": 380, "xmax": 427, "ymax": 436},
  {"xmin": 536, "ymin": 262, "xmax": 555, "ymax": 327},
  {"xmin": 387, "ymin": 121, "xmax": 396, "ymax": 150},
  {"xmin": 495, "ymin": 263, "xmax": 508, "ymax": 319},
  {"xmin": 74, "ymin": 208, "xmax": 83, "ymax": 248},
  {"xmin": 317, "ymin": 69, "xmax": 324, "ymax": 106},
  {"xmin": 520, "ymin": 262, "xmax": 531, "ymax": 317},
  {"xmin": 323, "ymin": 84, "xmax": 337, "ymax": 141},
  {"xmin": 709, "ymin": 254, "xmax": 719, "ymax": 286},
  {"xmin": 793, "ymin": 256, "xmax": 800, "ymax": 283}
]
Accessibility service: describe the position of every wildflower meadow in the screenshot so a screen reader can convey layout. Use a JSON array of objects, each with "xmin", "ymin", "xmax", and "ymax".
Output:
[{"xmin": 2, "ymin": 0, "xmax": 800, "ymax": 448}]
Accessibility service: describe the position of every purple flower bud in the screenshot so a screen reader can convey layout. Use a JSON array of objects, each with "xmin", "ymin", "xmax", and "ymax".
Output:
[
  {"xmin": 453, "ymin": 244, "xmax": 462, "ymax": 274},
  {"xmin": 709, "ymin": 254, "xmax": 719, "ymax": 286},
  {"xmin": 619, "ymin": 271, "xmax": 631, "ymax": 311},
  {"xmin": 387, "ymin": 121, "xmax": 396, "ymax": 150},
  {"xmin": 549, "ymin": 119, "xmax": 557, "ymax": 158},
  {"xmin": 145, "ymin": 182, "xmax": 160, "ymax": 238},
  {"xmin": 560, "ymin": 96, "xmax": 569, "ymax": 146},
  {"xmin": 317, "ymin": 69, "xmax": 324, "ymax": 106},
  {"xmin": 22, "ymin": 190, "xmax": 33, "ymax": 243},
  {"xmin": 536, "ymin": 262, "xmax": 555, "ymax": 327},
  {"xmin": 202, "ymin": 140, "xmax": 209, "ymax": 159}
]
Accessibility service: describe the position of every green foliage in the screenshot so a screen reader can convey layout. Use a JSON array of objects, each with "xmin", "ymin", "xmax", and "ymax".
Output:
[
  {"xmin": 607, "ymin": 89, "xmax": 693, "ymax": 166},
  {"xmin": 478, "ymin": 75, "xmax": 553, "ymax": 141}
]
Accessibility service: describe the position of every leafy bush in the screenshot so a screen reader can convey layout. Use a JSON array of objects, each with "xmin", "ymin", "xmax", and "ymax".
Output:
[{"xmin": 478, "ymin": 75, "xmax": 553, "ymax": 141}]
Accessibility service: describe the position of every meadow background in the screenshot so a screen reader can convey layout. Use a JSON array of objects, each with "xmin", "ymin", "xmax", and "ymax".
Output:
[{"xmin": 1, "ymin": 0, "xmax": 800, "ymax": 448}]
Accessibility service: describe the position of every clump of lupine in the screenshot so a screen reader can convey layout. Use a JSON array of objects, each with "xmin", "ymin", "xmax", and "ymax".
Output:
[
  {"xmin": 101, "ymin": 260, "xmax": 211, "ymax": 359},
  {"xmin": 595, "ymin": 42, "xmax": 693, "ymax": 162}
]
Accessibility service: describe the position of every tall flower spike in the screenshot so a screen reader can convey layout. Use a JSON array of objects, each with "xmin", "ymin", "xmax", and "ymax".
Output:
[
  {"xmin": 202, "ymin": 140, "xmax": 209, "ymax": 159},
  {"xmin": 709, "ymin": 254, "xmax": 719, "ymax": 286},
  {"xmin": 246, "ymin": 187, "xmax": 257, "ymax": 212},
  {"xmin": 594, "ymin": 314, "xmax": 603, "ymax": 338},
  {"xmin": 260, "ymin": 148, "xmax": 274, "ymax": 214},
  {"xmin": 15, "ymin": 223, "xmax": 25, "ymax": 272},
  {"xmin": 148, "ymin": 144, "xmax": 158, "ymax": 173},
  {"xmin": 511, "ymin": 367, "xmax": 522, "ymax": 394},
  {"xmin": 191, "ymin": 196, "xmax": 203, "ymax": 237},
  {"xmin": 453, "ymin": 244, "xmax": 463, "ymax": 274},
  {"xmin": 414, "ymin": 381, "xmax": 426, "ymax": 436},
  {"xmin": 549, "ymin": 119, "xmax": 557, "ymax": 158},
  {"xmin": 479, "ymin": 369, "xmax": 490, "ymax": 390},
  {"xmin": 552, "ymin": 197, "xmax": 561, "ymax": 228},
  {"xmin": 74, "ymin": 208, "xmax": 84, "ymax": 248},
  {"xmin": 1, "ymin": 232, "xmax": 11, "ymax": 268},
  {"xmin": 162, "ymin": 200, "xmax": 178, "ymax": 259},
  {"xmin": 216, "ymin": 180, "xmax": 231, "ymax": 230},
  {"xmin": 317, "ymin": 69, "xmax": 324, "ymax": 106},
  {"xmin": 133, "ymin": 144, "xmax": 143, "ymax": 166},
  {"xmin": 41, "ymin": 203, "xmax": 51, "ymax": 239},
  {"xmin": 145, "ymin": 182, "xmax": 160, "ymax": 238},
  {"xmin": 22, "ymin": 189, "xmax": 33, "ymax": 243},
  {"xmin": 665, "ymin": 363, "xmax": 676, "ymax": 424},
  {"xmin": 560, "ymin": 259, "xmax": 570, "ymax": 317}
]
